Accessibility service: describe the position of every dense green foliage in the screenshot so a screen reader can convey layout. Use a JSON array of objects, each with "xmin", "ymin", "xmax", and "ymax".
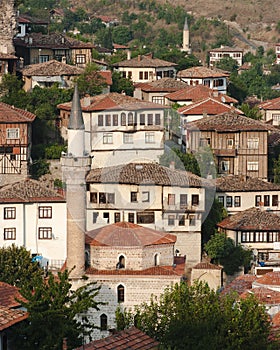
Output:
[
  {"xmin": 204, "ymin": 232, "xmax": 253, "ymax": 275},
  {"xmin": 76, "ymin": 63, "xmax": 108, "ymax": 96},
  {"xmin": 111, "ymin": 71, "xmax": 134, "ymax": 96},
  {"xmin": 116, "ymin": 281, "xmax": 276, "ymax": 350}
]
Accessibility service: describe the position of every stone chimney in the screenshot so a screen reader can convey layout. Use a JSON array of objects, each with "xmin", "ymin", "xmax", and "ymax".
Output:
[{"xmin": 127, "ymin": 50, "xmax": 131, "ymax": 60}]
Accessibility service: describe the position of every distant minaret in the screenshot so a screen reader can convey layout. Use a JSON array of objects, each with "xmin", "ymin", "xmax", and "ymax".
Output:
[
  {"xmin": 182, "ymin": 17, "xmax": 191, "ymax": 54},
  {"xmin": 61, "ymin": 85, "xmax": 91, "ymax": 279}
]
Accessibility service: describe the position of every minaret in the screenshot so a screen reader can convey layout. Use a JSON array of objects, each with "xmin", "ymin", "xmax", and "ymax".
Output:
[
  {"xmin": 182, "ymin": 17, "xmax": 191, "ymax": 54},
  {"xmin": 61, "ymin": 85, "xmax": 91, "ymax": 279}
]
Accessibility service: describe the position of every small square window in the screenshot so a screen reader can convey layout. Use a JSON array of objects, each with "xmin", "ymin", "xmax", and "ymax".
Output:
[
  {"xmin": 39, "ymin": 206, "xmax": 52, "ymax": 218},
  {"xmin": 168, "ymin": 215, "xmax": 175, "ymax": 226},
  {"xmin": 179, "ymin": 215, "xmax": 185, "ymax": 226},
  {"xmin": 131, "ymin": 192, "xmax": 138, "ymax": 202},
  {"xmin": 4, "ymin": 207, "xmax": 16, "ymax": 219},
  {"xmin": 38, "ymin": 227, "xmax": 52, "ymax": 239},
  {"xmin": 4, "ymin": 228, "xmax": 16, "ymax": 240},
  {"xmin": 168, "ymin": 194, "xmax": 175, "ymax": 205},
  {"xmin": 142, "ymin": 191, "xmax": 150, "ymax": 202}
]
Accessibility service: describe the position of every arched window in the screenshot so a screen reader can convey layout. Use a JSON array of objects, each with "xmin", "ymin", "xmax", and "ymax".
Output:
[
  {"xmin": 100, "ymin": 313, "xmax": 108, "ymax": 331},
  {"xmin": 154, "ymin": 253, "xmax": 159, "ymax": 266},
  {"xmin": 116, "ymin": 255, "xmax": 125, "ymax": 269},
  {"xmin": 117, "ymin": 284, "xmax": 125, "ymax": 303}
]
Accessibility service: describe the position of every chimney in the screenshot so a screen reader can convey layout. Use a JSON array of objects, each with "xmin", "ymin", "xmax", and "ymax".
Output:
[
  {"xmin": 169, "ymin": 161, "xmax": 175, "ymax": 170},
  {"xmin": 83, "ymin": 94, "xmax": 91, "ymax": 107},
  {"xmin": 62, "ymin": 56, "xmax": 66, "ymax": 64},
  {"xmin": 138, "ymin": 55, "xmax": 141, "ymax": 61},
  {"xmin": 127, "ymin": 50, "xmax": 131, "ymax": 60}
]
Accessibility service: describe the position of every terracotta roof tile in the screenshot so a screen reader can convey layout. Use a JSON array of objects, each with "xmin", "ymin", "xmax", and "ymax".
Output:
[
  {"xmin": 99, "ymin": 70, "xmax": 112, "ymax": 85},
  {"xmin": 22, "ymin": 59, "xmax": 84, "ymax": 76},
  {"xmin": 86, "ymin": 221, "xmax": 176, "ymax": 247},
  {"xmin": 215, "ymin": 175, "xmax": 280, "ymax": 192},
  {"xmin": 218, "ymin": 207, "xmax": 280, "ymax": 231},
  {"xmin": 178, "ymin": 97, "xmax": 242, "ymax": 116},
  {"xmin": 192, "ymin": 262, "xmax": 222, "ymax": 270},
  {"xmin": 209, "ymin": 46, "xmax": 243, "ymax": 53},
  {"xmin": 0, "ymin": 282, "xmax": 25, "ymax": 308},
  {"xmin": 254, "ymin": 271, "xmax": 280, "ymax": 287},
  {"xmin": 86, "ymin": 162, "xmax": 204, "ymax": 188},
  {"xmin": 272, "ymin": 311, "xmax": 280, "ymax": 326},
  {"xmin": 221, "ymin": 274, "xmax": 257, "ymax": 295},
  {"xmin": 177, "ymin": 66, "xmax": 229, "ymax": 79},
  {"xmin": 240, "ymin": 287, "xmax": 280, "ymax": 304},
  {"xmin": 0, "ymin": 178, "xmax": 65, "ymax": 203},
  {"xmin": 113, "ymin": 54, "xmax": 177, "ymax": 68},
  {"xmin": 0, "ymin": 306, "xmax": 28, "ymax": 331},
  {"xmin": 135, "ymin": 78, "xmax": 187, "ymax": 92},
  {"xmin": 0, "ymin": 102, "xmax": 35, "ymax": 123},
  {"xmin": 259, "ymin": 96, "xmax": 280, "ymax": 110}
]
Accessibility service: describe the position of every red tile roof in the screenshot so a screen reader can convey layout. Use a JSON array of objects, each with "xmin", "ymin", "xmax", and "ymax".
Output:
[
  {"xmin": 217, "ymin": 207, "xmax": 280, "ymax": 231},
  {"xmin": 177, "ymin": 66, "xmax": 229, "ymax": 79},
  {"xmin": 192, "ymin": 262, "xmax": 222, "ymax": 270},
  {"xmin": 22, "ymin": 59, "xmax": 84, "ymax": 76},
  {"xmin": 0, "ymin": 306, "xmax": 28, "ymax": 331},
  {"xmin": 259, "ymin": 96, "xmax": 280, "ymax": 111},
  {"xmin": 99, "ymin": 70, "xmax": 112, "ymax": 85},
  {"xmin": 75, "ymin": 327, "xmax": 159, "ymax": 349},
  {"xmin": 0, "ymin": 178, "xmax": 65, "ymax": 203},
  {"xmin": 240, "ymin": 287, "xmax": 280, "ymax": 304},
  {"xmin": 135, "ymin": 78, "xmax": 187, "ymax": 92},
  {"xmin": 221, "ymin": 274, "xmax": 257, "ymax": 295},
  {"xmin": 209, "ymin": 46, "xmax": 243, "ymax": 53},
  {"xmin": 113, "ymin": 54, "xmax": 177, "ymax": 68},
  {"xmin": 177, "ymin": 97, "xmax": 242, "ymax": 116},
  {"xmin": 86, "ymin": 221, "xmax": 176, "ymax": 247},
  {"xmin": 0, "ymin": 102, "xmax": 36, "ymax": 123},
  {"xmin": 0, "ymin": 282, "xmax": 25, "ymax": 308},
  {"xmin": 254, "ymin": 271, "xmax": 280, "ymax": 287},
  {"xmin": 215, "ymin": 175, "xmax": 280, "ymax": 192}
]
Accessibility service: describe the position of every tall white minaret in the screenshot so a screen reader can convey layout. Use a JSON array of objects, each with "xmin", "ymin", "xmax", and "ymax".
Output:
[
  {"xmin": 182, "ymin": 17, "xmax": 191, "ymax": 54},
  {"xmin": 61, "ymin": 85, "xmax": 91, "ymax": 279}
]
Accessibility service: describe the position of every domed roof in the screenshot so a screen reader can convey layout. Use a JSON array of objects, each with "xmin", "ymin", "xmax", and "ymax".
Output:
[{"xmin": 85, "ymin": 222, "xmax": 176, "ymax": 247}]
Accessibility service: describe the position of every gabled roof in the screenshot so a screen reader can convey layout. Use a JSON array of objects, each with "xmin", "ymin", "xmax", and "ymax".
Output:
[
  {"xmin": 259, "ymin": 96, "xmax": 280, "ymax": 111},
  {"xmin": 177, "ymin": 97, "xmax": 242, "ymax": 116},
  {"xmin": 221, "ymin": 274, "xmax": 257, "ymax": 296},
  {"xmin": 166, "ymin": 85, "xmax": 238, "ymax": 104},
  {"xmin": 21, "ymin": 59, "xmax": 84, "ymax": 76},
  {"xmin": 14, "ymin": 33, "xmax": 95, "ymax": 49},
  {"xmin": 0, "ymin": 102, "xmax": 36, "ymax": 123},
  {"xmin": 240, "ymin": 287, "xmax": 280, "ymax": 305},
  {"xmin": 57, "ymin": 92, "xmax": 168, "ymax": 112},
  {"xmin": 192, "ymin": 262, "xmax": 222, "ymax": 270},
  {"xmin": 209, "ymin": 45, "xmax": 243, "ymax": 53},
  {"xmin": 0, "ymin": 179, "xmax": 65, "ymax": 203},
  {"xmin": 135, "ymin": 78, "xmax": 187, "ymax": 92},
  {"xmin": 217, "ymin": 207, "xmax": 280, "ymax": 231},
  {"xmin": 0, "ymin": 282, "xmax": 25, "ymax": 308},
  {"xmin": 17, "ymin": 14, "xmax": 49, "ymax": 25},
  {"xmin": 215, "ymin": 175, "xmax": 280, "ymax": 192},
  {"xmin": 75, "ymin": 326, "xmax": 159, "ymax": 350},
  {"xmin": 0, "ymin": 53, "xmax": 18, "ymax": 60},
  {"xmin": 254, "ymin": 271, "xmax": 280, "ymax": 287},
  {"xmin": 187, "ymin": 111, "xmax": 274, "ymax": 132},
  {"xmin": 86, "ymin": 221, "xmax": 177, "ymax": 247},
  {"xmin": 0, "ymin": 306, "xmax": 28, "ymax": 331},
  {"xmin": 113, "ymin": 54, "xmax": 177, "ymax": 68},
  {"xmin": 86, "ymin": 162, "xmax": 204, "ymax": 188},
  {"xmin": 177, "ymin": 66, "xmax": 229, "ymax": 79}
]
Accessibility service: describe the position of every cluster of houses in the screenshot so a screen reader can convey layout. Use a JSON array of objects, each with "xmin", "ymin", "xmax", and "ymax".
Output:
[{"xmin": 2, "ymin": 0, "xmax": 280, "ymax": 347}]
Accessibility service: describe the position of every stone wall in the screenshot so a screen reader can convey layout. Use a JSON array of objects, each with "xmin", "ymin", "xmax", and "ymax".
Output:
[{"xmin": 0, "ymin": 0, "xmax": 16, "ymax": 54}]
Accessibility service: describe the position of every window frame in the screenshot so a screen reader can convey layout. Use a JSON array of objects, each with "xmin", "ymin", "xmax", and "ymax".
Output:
[
  {"xmin": 4, "ymin": 227, "xmax": 16, "ymax": 240},
  {"xmin": 38, "ymin": 206, "xmax": 52, "ymax": 219},
  {"xmin": 38, "ymin": 227, "xmax": 52, "ymax": 240},
  {"xmin": 4, "ymin": 207, "xmax": 16, "ymax": 220}
]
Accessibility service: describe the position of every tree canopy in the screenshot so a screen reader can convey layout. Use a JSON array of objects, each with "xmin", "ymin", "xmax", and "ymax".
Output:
[{"xmin": 116, "ymin": 281, "xmax": 276, "ymax": 350}]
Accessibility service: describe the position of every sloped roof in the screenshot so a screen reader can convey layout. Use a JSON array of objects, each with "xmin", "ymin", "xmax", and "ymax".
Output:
[
  {"xmin": 75, "ymin": 327, "xmax": 159, "ymax": 350},
  {"xmin": 177, "ymin": 66, "xmax": 229, "ymax": 79},
  {"xmin": 99, "ymin": 70, "xmax": 112, "ymax": 85},
  {"xmin": 0, "ymin": 102, "xmax": 36, "ymax": 123},
  {"xmin": 17, "ymin": 14, "xmax": 48, "ymax": 25},
  {"xmin": 0, "ymin": 282, "xmax": 25, "ymax": 308},
  {"xmin": 209, "ymin": 46, "xmax": 243, "ymax": 53},
  {"xmin": 86, "ymin": 265, "xmax": 183, "ymax": 276},
  {"xmin": 187, "ymin": 111, "xmax": 275, "ymax": 132},
  {"xmin": 113, "ymin": 54, "xmax": 177, "ymax": 68},
  {"xmin": 135, "ymin": 78, "xmax": 187, "ymax": 92},
  {"xmin": 0, "ymin": 179, "xmax": 65, "ymax": 203},
  {"xmin": 165, "ymin": 85, "xmax": 237, "ymax": 104},
  {"xmin": 86, "ymin": 162, "xmax": 204, "ymax": 188},
  {"xmin": 259, "ymin": 96, "xmax": 280, "ymax": 111},
  {"xmin": 217, "ymin": 207, "xmax": 280, "ymax": 231},
  {"xmin": 240, "ymin": 287, "xmax": 280, "ymax": 305},
  {"xmin": 0, "ymin": 53, "xmax": 18, "ymax": 60},
  {"xmin": 215, "ymin": 175, "xmax": 280, "ymax": 192},
  {"xmin": 22, "ymin": 59, "xmax": 84, "ymax": 76},
  {"xmin": 0, "ymin": 306, "xmax": 28, "ymax": 331},
  {"xmin": 255, "ymin": 271, "xmax": 280, "ymax": 287},
  {"xmin": 192, "ymin": 262, "xmax": 222, "ymax": 270},
  {"xmin": 221, "ymin": 274, "xmax": 257, "ymax": 296},
  {"xmin": 57, "ymin": 92, "xmax": 168, "ymax": 112},
  {"xmin": 177, "ymin": 97, "xmax": 242, "ymax": 116},
  {"xmin": 86, "ymin": 221, "xmax": 176, "ymax": 247}
]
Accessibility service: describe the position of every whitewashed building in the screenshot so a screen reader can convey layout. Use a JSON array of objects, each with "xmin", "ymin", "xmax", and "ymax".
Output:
[
  {"xmin": 0, "ymin": 178, "xmax": 67, "ymax": 268},
  {"xmin": 208, "ymin": 46, "xmax": 243, "ymax": 67}
]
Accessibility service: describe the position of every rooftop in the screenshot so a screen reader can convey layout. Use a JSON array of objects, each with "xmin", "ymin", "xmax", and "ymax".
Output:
[
  {"xmin": 215, "ymin": 175, "xmax": 280, "ymax": 192},
  {"xmin": 0, "ymin": 102, "xmax": 36, "ymax": 123},
  {"xmin": 113, "ymin": 54, "xmax": 177, "ymax": 68},
  {"xmin": 177, "ymin": 66, "xmax": 229, "ymax": 79},
  {"xmin": 22, "ymin": 59, "xmax": 84, "ymax": 76},
  {"xmin": 0, "ymin": 306, "xmax": 28, "ymax": 331},
  {"xmin": 254, "ymin": 271, "xmax": 280, "ymax": 287},
  {"xmin": 221, "ymin": 274, "xmax": 257, "ymax": 296},
  {"xmin": 0, "ymin": 282, "xmax": 25, "ymax": 308},
  {"xmin": 209, "ymin": 45, "xmax": 243, "ymax": 52},
  {"xmin": 240, "ymin": 287, "xmax": 280, "ymax": 305},
  {"xmin": 192, "ymin": 262, "xmax": 222, "ymax": 270},
  {"xmin": 259, "ymin": 96, "xmax": 280, "ymax": 111},
  {"xmin": 135, "ymin": 78, "xmax": 187, "ymax": 92}
]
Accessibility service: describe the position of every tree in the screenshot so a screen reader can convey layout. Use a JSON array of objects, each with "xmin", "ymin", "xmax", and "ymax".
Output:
[
  {"xmin": 111, "ymin": 71, "xmax": 134, "ymax": 96},
  {"xmin": 216, "ymin": 57, "xmax": 238, "ymax": 73},
  {"xmin": 240, "ymin": 103, "xmax": 262, "ymax": 120},
  {"xmin": 204, "ymin": 232, "xmax": 252, "ymax": 275},
  {"xmin": 0, "ymin": 245, "xmax": 43, "ymax": 289},
  {"xmin": 11, "ymin": 269, "xmax": 102, "ymax": 349},
  {"xmin": 116, "ymin": 281, "xmax": 275, "ymax": 350},
  {"xmin": 76, "ymin": 63, "xmax": 107, "ymax": 96}
]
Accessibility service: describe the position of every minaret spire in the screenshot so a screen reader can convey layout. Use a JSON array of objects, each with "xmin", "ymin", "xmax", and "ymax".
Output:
[{"xmin": 182, "ymin": 17, "xmax": 191, "ymax": 54}]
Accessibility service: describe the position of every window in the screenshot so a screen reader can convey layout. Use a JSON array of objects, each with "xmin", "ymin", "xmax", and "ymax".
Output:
[
  {"xmin": 168, "ymin": 215, "xmax": 175, "ymax": 226},
  {"xmin": 155, "ymin": 114, "xmax": 161, "ymax": 125},
  {"xmin": 227, "ymin": 138, "xmax": 234, "ymax": 148},
  {"xmin": 226, "ymin": 196, "xmax": 233, "ymax": 207},
  {"xmin": 137, "ymin": 211, "xmax": 155, "ymax": 224},
  {"xmin": 90, "ymin": 192, "xmax": 97, "ymax": 203},
  {"xmin": 180, "ymin": 194, "xmax": 188, "ymax": 208},
  {"xmin": 264, "ymin": 195, "xmax": 270, "ymax": 206},
  {"xmin": 100, "ymin": 314, "xmax": 108, "ymax": 331},
  {"xmin": 145, "ymin": 132, "xmax": 155, "ymax": 143},
  {"xmin": 103, "ymin": 212, "xmax": 109, "ymax": 223},
  {"xmin": 147, "ymin": 114, "xmax": 153, "ymax": 125},
  {"xmin": 144, "ymin": 71, "xmax": 148, "ymax": 80},
  {"xmin": 39, "ymin": 55, "xmax": 49, "ymax": 63},
  {"xmin": 4, "ymin": 207, "xmax": 16, "ymax": 219},
  {"xmin": 123, "ymin": 133, "xmax": 133, "ymax": 144},
  {"xmin": 255, "ymin": 195, "xmax": 261, "ymax": 207},
  {"xmin": 117, "ymin": 255, "xmax": 125, "ymax": 269},
  {"xmin": 38, "ymin": 206, "xmax": 52, "ymax": 219},
  {"xmin": 99, "ymin": 193, "xmax": 115, "ymax": 204},
  {"xmin": 152, "ymin": 97, "xmax": 164, "ymax": 105},
  {"xmin": 218, "ymin": 196, "xmax": 224, "ymax": 206},
  {"xmin": 199, "ymin": 138, "xmax": 211, "ymax": 147},
  {"xmin": 121, "ymin": 113, "xmax": 126, "ymax": 126},
  {"xmin": 113, "ymin": 114, "xmax": 118, "ymax": 126},
  {"xmin": 139, "ymin": 71, "xmax": 143, "ymax": 80},
  {"xmin": 114, "ymin": 212, "xmax": 121, "ymax": 222},
  {"xmin": 117, "ymin": 284, "xmax": 125, "ymax": 303},
  {"xmin": 191, "ymin": 194, "xmax": 199, "ymax": 206},
  {"xmin": 128, "ymin": 212, "xmax": 134, "ymax": 223},
  {"xmin": 105, "ymin": 114, "xmax": 111, "ymax": 126},
  {"xmin": 247, "ymin": 161, "xmax": 258, "ymax": 171},
  {"xmin": 272, "ymin": 114, "xmax": 280, "ymax": 123},
  {"xmin": 247, "ymin": 138, "xmax": 259, "ymax": 149},
  {"xmin": 108, "ymin": 193, "xmax": 115, "ymax": 204},
  {"xmin": 6, "ymin": 128, "xmax": 19, "ymax": 139},
  {"xmin": 98, "ymin": 115, "xmax": 103, "ymax": 126},
  {"xmin": 76, "ymin": 54, "xmax": 86, "ymax": 64},
  {"xmin": 140, "ymin": 114, "xmax": 145, "ymax": 125},
  {"xmin": 234, "ymin": 196, "xmax": 241, "ymax": 207},
  {"xmin": 189, "ymin": 214, "xmax": 196, "ymax": 226},
  {"xmin": 142, "ymin": 191, "xmax": 150, "ymax": 202},
  {"xmin": 93, "ymin": 212, "xmax": 99, "ymax": 223},
  {"xmin": 4, "ymin": 228, "xmax": 16, "ymax": 240},
  {"xmin": 168, "ymin": 194, "xmax": 175, "ymax": 205},
  {"xmin": 154, "ymin": 253, "xmax": 159, "ymax": 266},
  {"xmin": 128, "ymin": 113, "xmax": 134, "ymax": 126},
  {"xmin": 179, "ymin": 215, "xmax": 185, "ymax": 226},
  {"xmin": 103, "ymin": 133, "xmax": 113, "ymax": 144},
  {"xmin": 220, "ymin": 160, "xmax": 229, "ymax": 173},
  {"xmin": 272, "ymin": 195, "xmax": 279, "ymax": 206},
  {"xmin": 38, "ymin": 227, "xmax": 52, "ymax": 239},
  {"xmin": 131, "ymin": 192, "xmax": 138, "ymax": 202}
]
